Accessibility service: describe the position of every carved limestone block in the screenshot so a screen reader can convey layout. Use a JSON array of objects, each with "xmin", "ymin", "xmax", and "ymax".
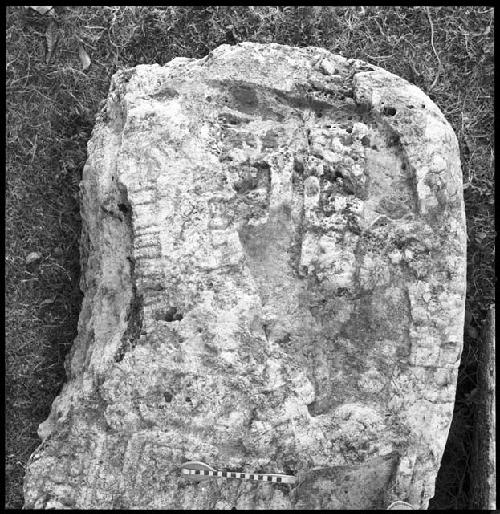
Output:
[{"xmin": 24, "ymin": 43, "xmax": 466, "ymax": 509}]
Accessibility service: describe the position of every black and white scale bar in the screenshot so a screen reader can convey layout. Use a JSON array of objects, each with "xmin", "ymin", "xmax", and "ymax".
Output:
[{"xmin": 181, "ymin": 468, "xmax": 296, "ymax": 484}]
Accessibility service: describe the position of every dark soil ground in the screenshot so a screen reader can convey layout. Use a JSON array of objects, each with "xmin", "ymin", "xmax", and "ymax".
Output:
[{"xmin": 5, "ymin": 6, "xmax": 494, "ymax": 509}]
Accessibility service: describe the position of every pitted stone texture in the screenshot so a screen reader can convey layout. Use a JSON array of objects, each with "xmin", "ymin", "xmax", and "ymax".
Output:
[{"xmin": 23, "ymin": 42, "xmax": 466, "ymax": 510}]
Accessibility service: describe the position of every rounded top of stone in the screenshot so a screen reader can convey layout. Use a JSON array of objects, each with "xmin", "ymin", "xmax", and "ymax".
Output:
[{"xmin": 115, "ymin": 43, "xmax": 445, "ymax": 123}]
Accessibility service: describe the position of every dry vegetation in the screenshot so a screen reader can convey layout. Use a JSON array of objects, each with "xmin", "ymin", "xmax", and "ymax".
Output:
[{"xmin": 5, "ymin": 6, "xmax": 494, "ymax": 509}]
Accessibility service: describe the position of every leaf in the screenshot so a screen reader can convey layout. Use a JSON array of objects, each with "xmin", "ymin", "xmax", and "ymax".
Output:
[
  {"xmin": 45, "ymin": 19, "xmax": 58, "ymax": 64},
  {"xmin": 39, "ymin": 297, "xmax": 56, "ymax": 307},
  {"xmin": 78, "ymin": 42, "xmax": 91, "ymax": 71},
  {"xmin": 26, "ymin": 6, "xmax": 54, "ymax": 15},
  {"xmin": 475, "ymin": 232, "xmax": 487, "ymax": 243},
  {"xmin": 26, "ymin": 251, "xmax": 42, "ymax": 265},
  {"xmin": 483, "ymin": 41, "xmax": 494, "ymax": 55},
  {"xmin": 467, "ymin": 325, "xmax": 478, "ymax": 339}
]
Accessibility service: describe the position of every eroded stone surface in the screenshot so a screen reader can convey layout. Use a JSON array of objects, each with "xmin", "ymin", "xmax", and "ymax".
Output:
[{"xmin": 23, "ymin": 42, "xmax": 466, "ymax": 509}]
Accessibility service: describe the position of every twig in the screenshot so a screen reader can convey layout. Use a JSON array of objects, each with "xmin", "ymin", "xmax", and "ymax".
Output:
[
  {"xmin": 364, "ymin": 53, "xmax": 393, "ymax": 61},
  {"xmin": 425, "ymin": 6, "xmax": 442, "ymax": 92},
  {"xmin": 30, "ymin": 134, "xmax": 38, "ymax": 163}
]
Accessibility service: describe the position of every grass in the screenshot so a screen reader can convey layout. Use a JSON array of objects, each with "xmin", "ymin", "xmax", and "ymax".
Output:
[{"xmin": 5, "ymin": 6, "xmax": 494, "ymax": 509}]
